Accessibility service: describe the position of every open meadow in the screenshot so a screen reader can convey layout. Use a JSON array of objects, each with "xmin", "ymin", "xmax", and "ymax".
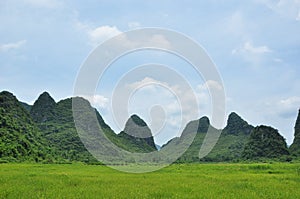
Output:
[{"xmin": 0, "ymin": 163, "xmax": 300, "ymax": 198}]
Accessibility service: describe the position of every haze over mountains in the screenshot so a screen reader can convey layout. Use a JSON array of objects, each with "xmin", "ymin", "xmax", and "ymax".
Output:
[{"xmin": 0, "ymin": 90, "xmax": 299, "ymax": 163}]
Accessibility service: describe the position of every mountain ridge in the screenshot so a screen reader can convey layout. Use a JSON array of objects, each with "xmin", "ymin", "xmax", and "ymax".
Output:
[
  {"xmin": 242, "ymin": 125, "xmax": 290, "ymax": 160},
  {"xmin": 1, "ymin": 90, "xmax": 299, "ymax": 163},
  {"xmin": 0, "ymin": 91, "xmax": 54, "ymax": 162},
  {"xmin": 29, "ymin": 92, "xmax": 157, "ymax": 161}
]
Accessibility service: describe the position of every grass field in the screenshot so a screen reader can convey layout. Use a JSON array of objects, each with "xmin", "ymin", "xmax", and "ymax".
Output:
[{"xmin": 0, "ymin": 163, "xmax": 300, "ymax": 198}]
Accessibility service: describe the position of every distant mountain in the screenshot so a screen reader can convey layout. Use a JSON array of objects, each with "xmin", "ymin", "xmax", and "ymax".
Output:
[
  {"xmin": 0, "ymin": 91, "xmax": 52, "ymax": 162},
  {"xmin": 30, "ymin": 94, "xmax": 97, "ymax": 162},
  {"xmin": 202, "ymin": 112, "xmax": 254, "ymax": 162},
  {"xmin": 242, "ymin": 125, "xmax": 290, "ymax": 160},
  {"xmin": 0, "ymin": 90, "xmax": 297, "ymax": 163},
  {"xmin": 290, "ymin": 109, "xmax": 300, "ymax": 156},
  {"xmin": 116, "ymin": 115, "xmax": 157, "ymax": 153},
  {"xmin": 162, "ymin": 112, "xmax": 254, "ymax": 162},
  {"xmin": 222, "ymin": 112, "xmax": 253, "ymax": 135},
  {"xmin": 30, "ymin": 92, "xmax": 157, "ymax": 162},
  {"xmin": 30, "ymin": 92, "xmax": 56, "ymax": 123},
  {"xmin": 181, "ymin": 116, "xmax": 210, "ymax": 136},
  {"xmin": 174, "ymin": 116, "xmax": 216, "ymax": 162}
]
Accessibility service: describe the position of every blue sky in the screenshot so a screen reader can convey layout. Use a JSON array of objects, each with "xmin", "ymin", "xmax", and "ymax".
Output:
[{"xmin": 0, "ymin": 0, "xmax": 300, "ymax": 145}]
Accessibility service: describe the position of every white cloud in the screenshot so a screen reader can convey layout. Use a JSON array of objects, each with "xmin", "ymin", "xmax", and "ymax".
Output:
[
  {"xmin": 0, "ymin": 40, "xmax": 27, "ymax": 52},
  {"xmin": 279, "ymin": 96, "xmax": 300, "ymax": 107},
  {"xmin": 81, "ymin": 94, "xmax": 109, "ymax": 109},
  {"xmin": 244, "ymin": 41, "xmax": 272, "ymax": 54},
  {"xmin": 198, "ymin": 80, "xmax": 223, "ymax": 91},
  {"xmin": 126, "ymin": 77, "xmax": 159, "ymax": 90},
  {"xmin": 264, "ymin": 96, "xmax": 300, "ymax": 118},
  {"xmin": 232, "ymin": 41, "xmax": 273, "ymax": 66},
  {"xmin": 88, "ymin": 26, "xmax": 122, "ymax": 47},
  {"xmin": 148, "ymin": 34, "xmax": 172, "ymax": 49},
  {"xmin": 75, "ymin": 21, "xmax": 122, "ymax": 47},
  {"xmin": 126, "ymin": 77, "xmax": 214, "ymax": 121},
  {"xmin": 109, "ymin": 33, "xmax": 172, "ymax": 50},
  {"xmin": 75, "ymin": 21, "xmax": 171, "ymax": 49},
  {"xmin": 224, "ymin": 11, "xmax": 272, "ymax": 64},
  {"xmin": 123, "ymin": 77, "xmax": 203, "ymax": 134},
  {"xmin": 232, "ymin": 41, "xmax": 272, "ymax": 55}
]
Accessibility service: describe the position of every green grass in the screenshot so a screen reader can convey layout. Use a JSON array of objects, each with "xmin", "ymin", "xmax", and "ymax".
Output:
[{"xmin": 0, "ymin": 163, "xmax": 300, "ymax": 198}]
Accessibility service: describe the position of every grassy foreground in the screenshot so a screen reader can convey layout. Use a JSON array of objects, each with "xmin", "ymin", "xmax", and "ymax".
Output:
[{"xmin": 0, "ymin": 163, "xmax": 300, "ymax": 198}]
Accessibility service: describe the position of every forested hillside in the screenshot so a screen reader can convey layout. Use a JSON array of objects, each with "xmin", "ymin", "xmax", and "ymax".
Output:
[{"xmin": 0, "ymin": 90, "xmax": 299, "ymax": 163}]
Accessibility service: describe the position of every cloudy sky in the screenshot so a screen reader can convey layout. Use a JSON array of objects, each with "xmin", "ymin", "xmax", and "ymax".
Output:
[{"xmin": 1, "ymin": 0, "xmax": 299, "ymax": 146}]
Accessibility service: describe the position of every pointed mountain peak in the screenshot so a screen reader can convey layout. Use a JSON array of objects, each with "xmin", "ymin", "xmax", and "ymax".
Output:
[
  {"xmin": 182, "ymin": 116, "xmax": 210, "ymax": 136},
  {"xmin": 227, "ymin": 112, "xmax": 244, "ymax": 123},
  {"xmin": 40, "ymin": 91, "xmax": 51, "ymax": 97},
  {"xmin": 34, "ymin": 92, "xmax": 55, "ymax": 104},
  {"xmin": 198, "ymin": 116, "xmax": 210, "ymax": 132},
  {"xmin": 0, "ymin": 91, "xmax": 23, "ymax": 109},
  {"xmin": 0, "ymin": 91, "xmax": 17, "ymax": 105},
  {"xmin": 30, "ymin": 91, "xmax": 56, "ymax": 123},
  {"xmin": 224, "ymin": 112, "xmax": 253, "ymax": 135},
  {"xmin": 129, "ymin": 114, "xmax": 147, "ymax": 127},
  {"xmin": 227, "ymin": 112, "xmax": 247, "ymax": 125},
  {"xmin": 199, "ymin": 116, "xmax": 210, "ymax": 124},
  {"xmin": 0, "ymin": 90, "xmax": 15, "ymax": 98},
  {"xmin": 122, "ymin": 114, "xmax": 156, "ymax": 150},
  {"xmin": 124, "ymin": 115, "xmax": 151, "ymax": 138}
]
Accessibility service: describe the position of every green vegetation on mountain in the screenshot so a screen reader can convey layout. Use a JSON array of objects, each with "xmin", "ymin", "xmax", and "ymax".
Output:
[
  {"xmin": 202, "ymin": 112, "xmax": 254, "ymax": 162},
  {"xmin": 30, "ymin": 92, "xmax": 157, "ymax": 162},
  {"xmin": 93, "ymin": 113, "xmax": 158, "ymax": 156},
  {"xmin": 0, "ymin": 90, "xmax": 298, "ymax": 163},
  {"xmin": 290, "ymin": 109, "xmax": 300, "ymax": 156},
  {"xmin": 116, "ymin": 115, "xmax": 157, "ymax": 153},
  {"xmin": 242, "ymin": 126, "xmax": 290, "ymax": 160},
  {"xmin": 181, "ymin": 116, "xmax": 210, "ymax": 136},
  {"xmin": 30, "ymin": 92, "xmax": 56, "ymax": 123},
  {"xmin": 167, "ymin": 113, "xmax": 254, "ymax": 163},
  {"xmin": 174, "ymin": 116, "xmax": 212, "ymax": 163},
  {"xmin": 0, "ymin": 91, "xmax": 52, "ymax": 162},
  {"xmin": 223, "ymin": 112, "xmax": 253, "ymax": 135},
  {"xmin": 31, "ymin": 96, "xmax": 97, "ymax": 162}
]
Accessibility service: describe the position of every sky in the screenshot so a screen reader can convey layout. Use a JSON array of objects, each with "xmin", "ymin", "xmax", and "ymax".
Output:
[{"xmin": 0, "ymin": 0, "xmax": 300, "ymax": 146}]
